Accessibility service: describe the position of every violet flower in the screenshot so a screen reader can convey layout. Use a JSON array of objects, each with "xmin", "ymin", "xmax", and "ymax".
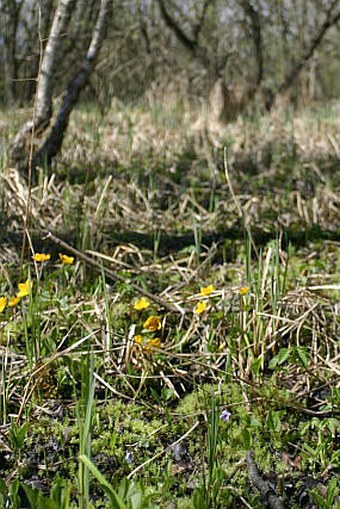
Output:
[{"xmin": 220, "ymin": 409, "xmax": 232, "ymax": 422}]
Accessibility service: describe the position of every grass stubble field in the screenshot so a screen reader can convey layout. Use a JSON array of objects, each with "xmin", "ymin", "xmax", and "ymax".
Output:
[{"xmin": 0, "ymin": 97, "xmax": 339, "ymax": 508}]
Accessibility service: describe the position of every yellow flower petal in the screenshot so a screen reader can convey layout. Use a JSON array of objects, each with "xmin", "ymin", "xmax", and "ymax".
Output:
[
  {"xmin": 194, "ymin": 301, "xmax": 207, "ymax": 314},
  {"xmin": 143, "ymin": 337, "xmax": 161, "ymax": 353},
  {"xmin": 17, "ymin": 279, "xmax": 33, "ymax": 298},
  {"xmin": 59, "ymin": 253, "xmax": 74, "ymax": 265},
  {"xmin": 9, "ymin": 296, "xmax": 21, "ymax": 307},
  {"xmin": 32, "ymin": 253, "xmax": 50, "ymax": 262},
  {"xmin": 147, "ymin": 337, "xmax": 161, "ymax": 349},
  {"xmin": 134, "ymin": 335, "xmax": 161, "ymax": 354},
  {"xmin": 143, "ymin": 315, "xmax": 162, "ymax": 332},
  {"xmin": 199, "ymin": 285, "xmax": 215, "ymax": 296},
  {"xmin": 134, "ymin": 335, "xmax": 143, "ymax": 345},
  {"xmin": 133, "ymin": 297, "xmax": 150, "ymax": 311},
  {"xmin": 239, "ymin": 286, "xmax": 249, "ymax": 295},
  {"xmin": 0, "ymin": 297, "xmax": 7, "ymax": 313}
]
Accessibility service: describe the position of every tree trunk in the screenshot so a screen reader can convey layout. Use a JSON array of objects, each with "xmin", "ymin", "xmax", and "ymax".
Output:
[
  {"xmin": 10, "ymin": 0, "xmax": 74, "ymax": 161},
  {"xmin": 1, "ymin": 0, "xmax": 24, "ymax": 105},
  {"xmin": 241, "ymin": 0, "xmax": 263, "ymax": 89},
  {"xmin": 34, "ymin": 0, "xmax": 110, "ymax": 168},
  {"xmin": 270, "ymin": 0, "xmax": 340, "ymax": 109}
]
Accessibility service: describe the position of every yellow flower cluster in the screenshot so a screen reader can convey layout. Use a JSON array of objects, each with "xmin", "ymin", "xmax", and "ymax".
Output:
[
  {"xmin": 32, "ymin": 252, "xmax": 74, "ymax": 265},
  {"xmin": 132, "ymin": 282, "xmax": 248, "ymax": 353},
  {"xmin": 0, "ymin": 279, "xmax": 33, "ymax": 313},
  {"xmin": 0, "ymin": 253, "xmax": 75, "ymax": 315},
  {"xmin": 194, "ymin": 284, "xmax": 215, "ymax": 315},
  {"xmin": 193, "ymin": 284, "xmax": 250, "ymax": 315},
  {"xmin": 132, "ymin": 300, "xmax": 162, "ymax": 354},
  {"xmin": 143, "ymin": 315, "xmax": 161, "ymax": 332}
]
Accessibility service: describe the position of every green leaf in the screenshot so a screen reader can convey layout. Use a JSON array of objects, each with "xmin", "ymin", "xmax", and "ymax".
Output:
[
  {"xmin": 266, "ymin": 410, "xmax": 281, "ymax": 433},
  {"xmin": 236, "ymin": 427, "xmax": 252, "ymax": 448},
  {"xmin": 130, "ymin": 491, "xmax": 143, "ymax": 509},
  {"xmin": 309, "ymin": 490, "xmax": 325, "ymax": 508},
  {"xmin": 22, "ymin": 484, "xmax": 58, "ymax": 509},
  {"xmin": 251, "ymin": 356, "xmax": 263, "ymax": 376},
  {"xmin": 295, "ymin": 346, "xmax": 308, "ymax": 368},
  {"xmin": 326, "ymin": 477, "xmax": 339, "ymax": 506},
  {"xmin": 0, "ymin": 478, "xmax": 8, "ymax": 506},
  {"xmin": 277, "ymin": 348, "xmax": 290, "ymax": 365},
  {"xmin": 9, "ymin": 422, "xmax": 29, "ymax": 452},
  {"xmin": 79, "ymin": 454, "xmax": 127, "ymax": 509},
  {"xmin": 269, "ymin": 348, "xmax": 290, "ymax": 369}
]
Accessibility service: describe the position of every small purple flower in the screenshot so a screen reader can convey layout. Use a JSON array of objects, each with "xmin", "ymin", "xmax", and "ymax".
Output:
[
  {"xmin": 125, "ymin": 451, "xmax": 133, "ymax": 464},
  {"xmin": 220, "ymin": 409, "xmax": 232, "ymax": 422}
]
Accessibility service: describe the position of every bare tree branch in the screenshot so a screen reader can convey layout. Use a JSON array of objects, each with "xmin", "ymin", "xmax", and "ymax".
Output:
[
  {"xmin": 157, "ymin": 0, "xmax": 198, "ymax": 54},
  {"xmin": 272, "ymin": 0, "xmax": 340, "ymax": 105},
  {"xmin": 193, "ymin": 0, "xmax": 215, "ymax": 42},
  {"xmin": 246, "ymin": 451, "xmax": 285, "ymax": 509}
]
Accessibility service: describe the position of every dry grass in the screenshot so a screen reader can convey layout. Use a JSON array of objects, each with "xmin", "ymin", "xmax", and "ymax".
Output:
[{"xmin": 0, "ymin": 98, "xmax": 339, "ymax": 507}]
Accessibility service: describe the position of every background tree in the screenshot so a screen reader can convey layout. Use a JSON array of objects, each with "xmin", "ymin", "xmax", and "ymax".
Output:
[
  {"xmin": 7, "ymin": 0, "xmax": 111, "ymax": 173},
  {"xmin": 1, "ymin": 0, "xmax": 339, "ymax": 170},
  {"xmin": 10, "ymin": 0, "xmax": 75, "ymax": 161},
  {"xmin": 34, "ymin": 0, "xmax": 111, "ymax": 167}
]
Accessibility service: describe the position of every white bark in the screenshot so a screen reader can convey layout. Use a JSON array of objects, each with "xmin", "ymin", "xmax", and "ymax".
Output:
[
  {"xmin": 35, "ymin": 0, "xmax": 74, "ymax": 126},
  {"xmin": 10, "ymin": 0, "xmax": 74, "ymax": 158},
  {"xmin": 35, "ymin": 0, "xmax": 111, "ymax": 167}
]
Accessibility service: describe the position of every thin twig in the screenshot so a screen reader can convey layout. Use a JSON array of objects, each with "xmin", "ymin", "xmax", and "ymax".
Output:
[
  {"xmin": 44, "ymin": 230, "xmax": 179, "ymax": 313},
  {"xmin": 20, "ymin": 7, "xmax": 43, "ymax": 272},
  {"xmin": 224, "ymin": 147, "xmax": 258, "ymax": 257},
  {"xmin": 127, "ymin": 420, "xmax": 200, "ymax": 479}
]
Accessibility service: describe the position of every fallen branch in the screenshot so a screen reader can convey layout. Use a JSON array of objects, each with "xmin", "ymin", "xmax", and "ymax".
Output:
[
  {"xmin": 246, "ymin": 451, "xmax": 284, "ymax": 509},
  {"xmin": 44, "ymin": 230, "xmax": 179, "ymax": 313}
]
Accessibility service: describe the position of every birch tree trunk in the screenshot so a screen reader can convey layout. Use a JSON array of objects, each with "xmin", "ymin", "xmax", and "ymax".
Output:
[
  {"xmin": 34, "ymin": 0, "xmax": 110, "ymax": 168},
  {"xmin": 10, "ymin": 0, "xmax": 74, "ymax": 160}
]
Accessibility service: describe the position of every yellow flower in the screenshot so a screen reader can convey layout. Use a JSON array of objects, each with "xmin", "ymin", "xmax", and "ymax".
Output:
[
  {"xmin": 0, "ymin": 297, "xmax": 7, "ymax": 313},
  {"xmin": 9, "ymin": 296, "xmax": 21, "ymax": 307},
  {"xmin": 143, "ymin": 315, "xmax": 162, "ymax": 332},
  {"xmin": 239, "ymin": 286, "xmax": 249, "ymax": 295},
  {"xmin": 144, "ymin": 337, "xmax": 161, "ymax": 353},
  {"xmin": 32, "ymin": 253, "xmax": 50, "ymax": 262},
  {"xmin": 134, "ymin": 335, "xmax": 143, "ymax": 345},
  {"xmin": 194, "ymin": 301, "xmax": 207, "ymax": 314},
  {"xmin": 147, "ymin": 337, "xmax": 161, "ymax": 350},
  {"xmin": 134, "ymin": 335, "xmax": 161, "ymax": 353},
  {"xmin": 200, "ymin": 285, "xmax": 215, "ymax": 296},
  {"xmin": 17, "ymin": 279, "xmax": 33, "ymax": 298},
  {"xmin": 133, "ymin": 297, "xmax": 150, "ymax": 311},
  {"xmin": 59, "ymin": 253, "xmax": 74, "ymax": 265}
]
